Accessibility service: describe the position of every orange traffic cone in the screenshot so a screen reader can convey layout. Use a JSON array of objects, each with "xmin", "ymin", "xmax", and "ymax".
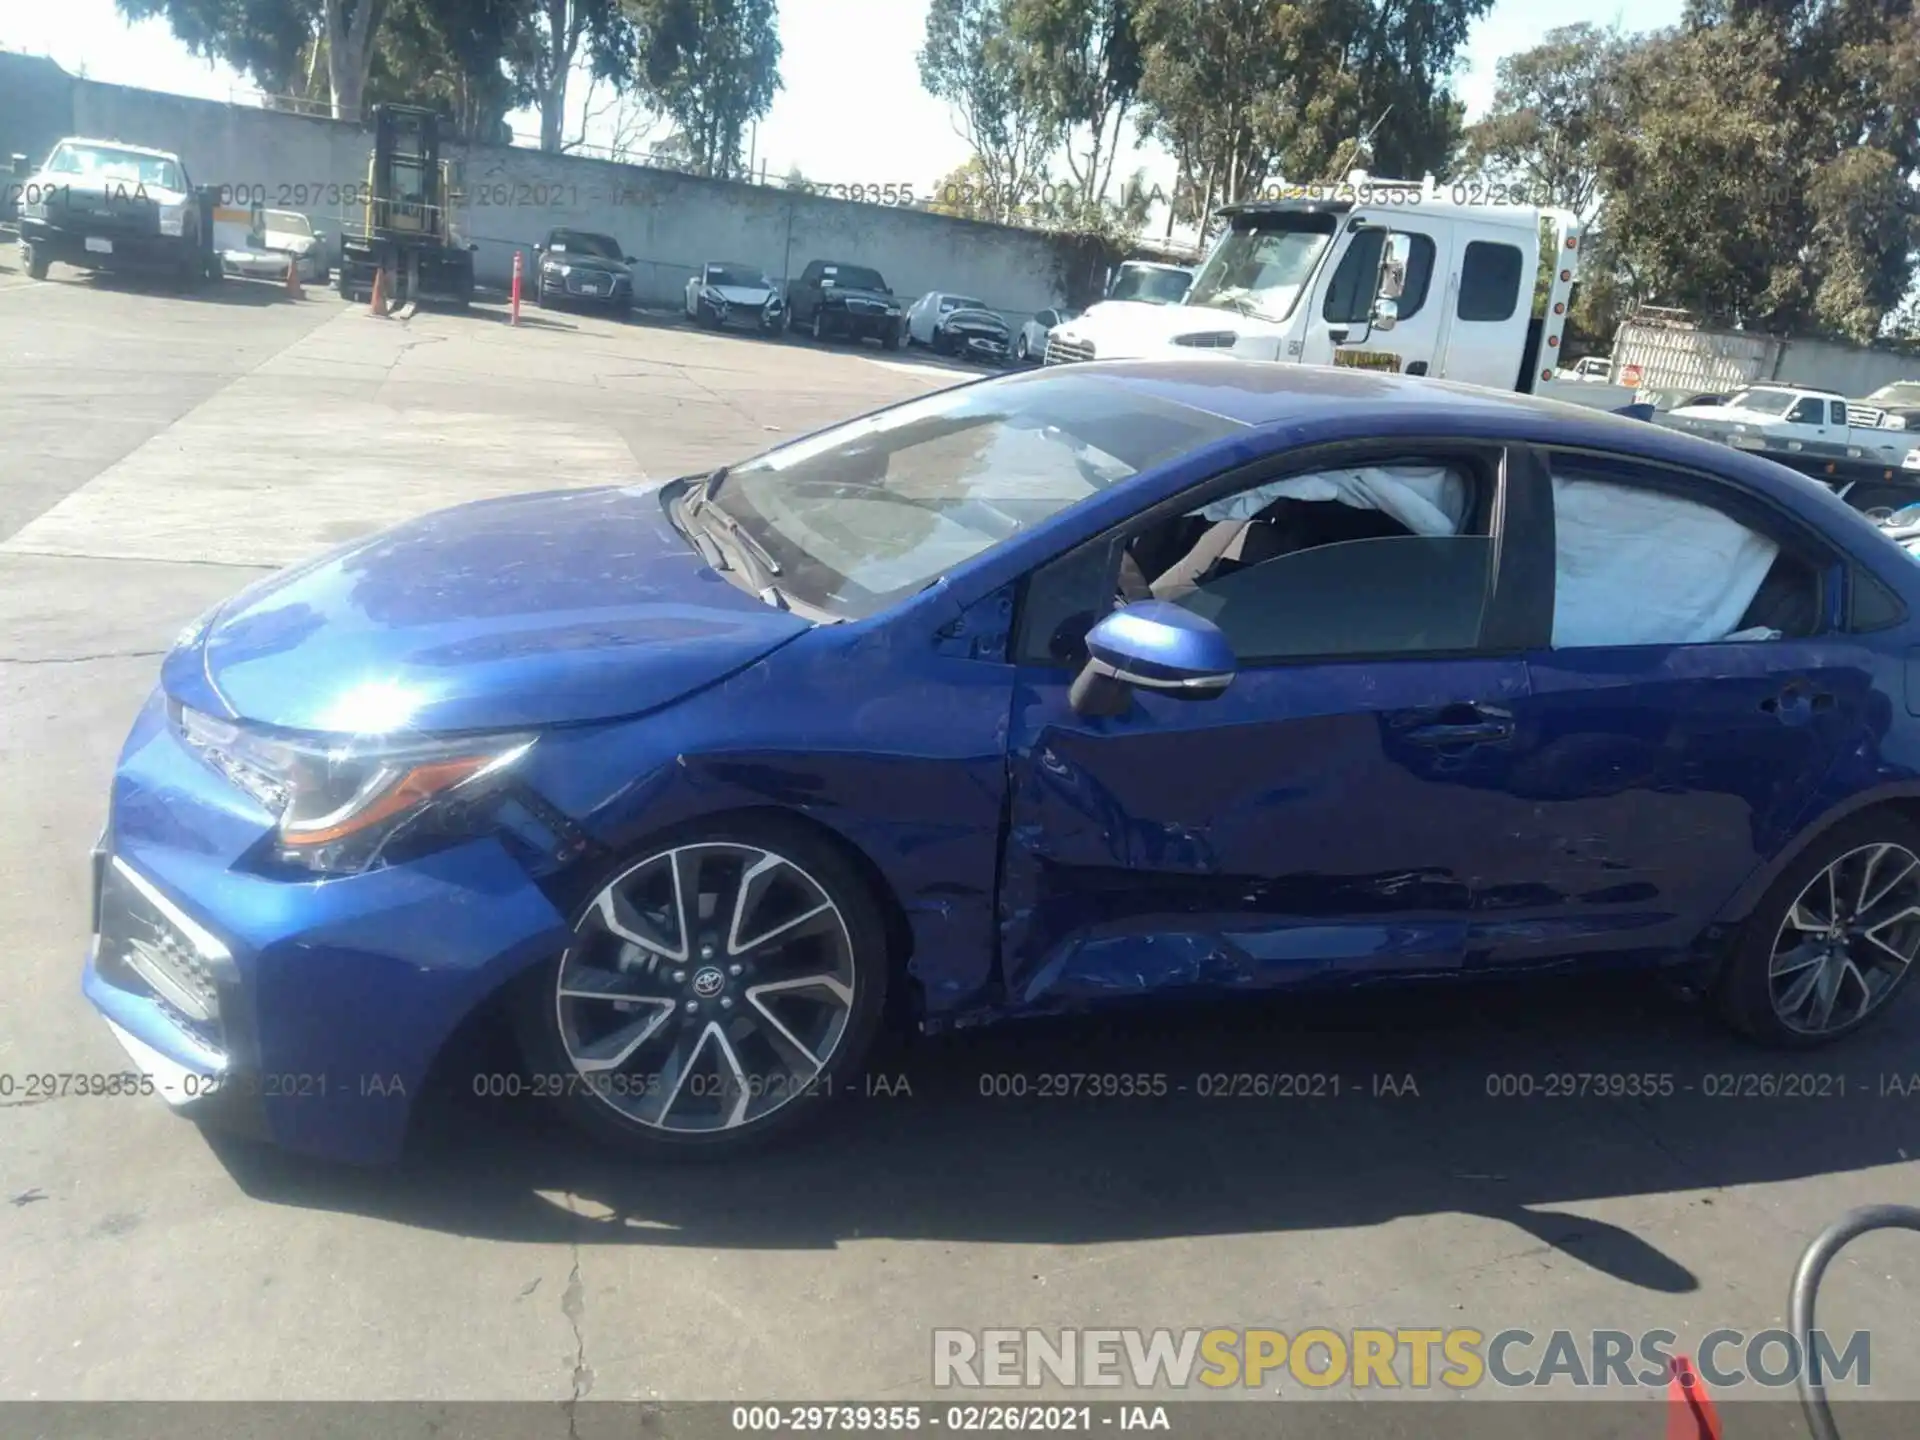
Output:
[
  {"xmin": 284, "ymin": 255, "xmax": 303, "ymax": 300},
  {"xmin": 1666, "ymin": 1356, "xmax": 1723, "ymax": 1440},
  {"xmin": 368, "ymin": 264, "xmax": 387, "ymax": 317}
]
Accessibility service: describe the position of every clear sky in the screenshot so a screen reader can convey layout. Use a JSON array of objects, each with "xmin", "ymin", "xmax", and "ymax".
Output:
[{"xmin": 1, "ymin": 0, "xmax": 1683, "ymax": 191}]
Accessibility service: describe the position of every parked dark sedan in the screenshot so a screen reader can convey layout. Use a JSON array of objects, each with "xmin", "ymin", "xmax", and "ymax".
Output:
[
  {"xmin": 85, "ymin": 363, "xmax": 1920, "ymax": 1167},
  {"xmin": 535, "ymin": 228, "xmax": 635, "ymax": 313},
  {"xmin": 786, "ymin": 259, "xmax": 905, "ymax": 347}
]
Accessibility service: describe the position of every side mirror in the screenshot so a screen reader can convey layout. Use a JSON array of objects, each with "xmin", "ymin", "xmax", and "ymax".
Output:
[
  {"xmin": 625, "ymin": 254, "xmax": 637, "ymax": 263},
  {"xmin": 1069, "ymin": 601, "xmax": 1236, "ymax": 716},
  {"xmin": 1371, "ymin": 296, "xmax": 1398, "ymax": 332},
  {"xmin": 10, "ymin": 154, "xmax": 29, "ymax": 178}
]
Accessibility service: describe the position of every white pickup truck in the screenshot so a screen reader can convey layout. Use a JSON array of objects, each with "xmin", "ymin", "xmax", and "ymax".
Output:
[{"xmin": 1657, "ymin": 383, "xmax": 1915, "ymax": 482}]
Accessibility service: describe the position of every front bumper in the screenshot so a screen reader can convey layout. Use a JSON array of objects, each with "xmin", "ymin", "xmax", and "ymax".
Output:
[
  {"xmin": 21, "ymin": 219, "xmax": 194, "ymax": 272},
  {"xmin": 83, "ymin": 692, "xmax": 570, "ymax": 1164},
  {"xmin": 825, "ymin": 306, "xmax": 901, "ymax": 338},
  {"xmin": 953, "ymin": 333, "xmax": 1010, "ymax": 362},
  {"xmin": 544, "ymin": 270, "xmax": 631, "ymax": 305}
]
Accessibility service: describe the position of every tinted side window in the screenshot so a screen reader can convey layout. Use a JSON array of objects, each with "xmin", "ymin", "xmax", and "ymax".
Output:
[
  {"xmin": 1175, "ymin": 536, "xmax": 1495, "ymax": 661},
  {"xmin": 1323, "ymin": 229, "xmax": 1386, "ymax": 323},
  {"xmin": 1788, "ymin": 397, "xmax": 1823, "ymax": 424},
  {"xmin": 1829, "ymin": 400, "xmax": 1848, "ymax": 425},
  {"xmin": 1458, "ymin": 241, "xmax": 1524, "ymax": 322}
]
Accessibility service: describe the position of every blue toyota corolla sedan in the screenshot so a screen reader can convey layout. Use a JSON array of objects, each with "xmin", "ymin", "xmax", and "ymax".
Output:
[{"xmin": 86, "ymin": 361, "xmax": 1920, "ymax": 1163}]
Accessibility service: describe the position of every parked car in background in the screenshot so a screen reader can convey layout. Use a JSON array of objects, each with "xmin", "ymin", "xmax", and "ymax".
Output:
[
  {"xmin": 1015, "ymin": 306, "xmax": 1078, "ymax": 364},
  {"xmin": 906, "ymin": 292, "xmax": 984, "ymax": 347},
  {"xmin": 261, "ymin": 209, "xmax": 326, "ymax": 284},
  {"xmin": 786, "ymin": 259, "xmax": 905, "ymax": 347},
  {"xmin": 906, "ymin": 292, "xmax": 1011, "ymax": 362},
  {"xmin": 1864, "ymin": 381, "xmax": 1920, "ymax": 432},
  {"xmin": 85, "ymin": 362, "xmax": 1920, "ymax": 1168},
  {"xmin": 535, "ymin": 228, "xmax": 635, "ymax": 314},
  {"xmin": 219, "ymin": 207, "xmax": 326, "ymax": 284},
  {"xmin": 16, "ymin": 137, "xmax": 211, "ymax": 287},
  {"xmin": 685, "ymin": 261, "xmax": 785, "ymax": 332},
  {"xmin": 1562, "ymin": 356, "xmax": 1612, "ymax": 382}
]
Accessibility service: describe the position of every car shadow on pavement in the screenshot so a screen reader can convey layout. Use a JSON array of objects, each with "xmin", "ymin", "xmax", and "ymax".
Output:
[{"xmin": 209, "ymin": 974, "xmax": 1920, "ymax": 1288}]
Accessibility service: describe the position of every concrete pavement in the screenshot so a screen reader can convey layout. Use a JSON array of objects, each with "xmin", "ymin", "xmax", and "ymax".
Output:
[{"xmin": 1, "ymin": 259, "xmax": 1917, "ymax": 1420}]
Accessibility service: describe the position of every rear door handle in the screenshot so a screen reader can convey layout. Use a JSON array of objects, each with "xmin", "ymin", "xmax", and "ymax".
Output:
[{"xmin": 1406, "ymin": 720, "xmax": 1513, "ymax": 746}]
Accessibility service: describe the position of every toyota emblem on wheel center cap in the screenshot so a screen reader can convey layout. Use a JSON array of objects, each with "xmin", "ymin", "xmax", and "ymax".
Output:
[{"xmin": 691, "ymin": 966, "xmax": 726, "ymax": 999}]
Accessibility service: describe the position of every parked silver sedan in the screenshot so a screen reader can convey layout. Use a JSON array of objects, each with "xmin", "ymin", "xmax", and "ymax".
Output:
[
  {"xmin": 906, "ymin": 291, "xmax": 1011, "ymax": 362},
  {"xmin": 1014, "ymin": 306, "xmax": 1078, "ymax": 364},
  {"xmin": 686, "ymin": 261, "xmax": 786, "ymax": 332}
]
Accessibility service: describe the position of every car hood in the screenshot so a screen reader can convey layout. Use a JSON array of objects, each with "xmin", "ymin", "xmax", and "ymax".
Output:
[
  {"xmin": 705, "ymin": 282, "xmax": 777, "ymax": 305},
  {"xmin": 1056, "ymin": 301, "xmax": 1285, "ymax": 360},
  {"xmin": 164, "ymin": 484, "xmax": 812, "ymax": 733},
  {"xmin": 37, "ymin": 173, "xmax": 188, "ymax": 208},
  {"xmin": 263, "ymin": 230, "xmax": 316, "ymax": 254}
]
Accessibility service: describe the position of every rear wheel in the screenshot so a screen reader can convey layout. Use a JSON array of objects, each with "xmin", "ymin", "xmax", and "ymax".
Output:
[
  {"xmin": 810, "ymin": 310, "xmax": 827, "ymax": 342},
  {"xmin": 1015, "ymin": 333, "xmax": 1030, "ymax": 363},
  {"xmin": 24, "ymin": 244, "xmax": 49, "ymax": 280},
  {"xmin": 515, "ymin": 817, "xmax": 890, "ymax": 1155},
  {"xmin": 1716, "ymin": 812, "xmax": 1920, "ymax": 1046}
]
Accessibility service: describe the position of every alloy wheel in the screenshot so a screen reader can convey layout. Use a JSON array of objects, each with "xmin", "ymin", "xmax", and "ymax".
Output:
[
  {"xmin": 1769, "ymin": 841, "xmax": 1920, "ymax": 1034},
  {"xmin": 555, "ymin": 843, "xmax": 857, "ymax": 1133}
]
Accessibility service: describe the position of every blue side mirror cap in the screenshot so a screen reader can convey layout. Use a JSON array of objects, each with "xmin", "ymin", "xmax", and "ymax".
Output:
[{"xmin": 1084, "ymin": 601, "xmax": 1236, "ymax": 699}]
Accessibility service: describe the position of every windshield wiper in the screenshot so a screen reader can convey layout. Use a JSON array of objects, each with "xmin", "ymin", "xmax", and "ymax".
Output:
[{"xmin": 705, "ymin": 505, "xmax": 781, "ymax": 576}]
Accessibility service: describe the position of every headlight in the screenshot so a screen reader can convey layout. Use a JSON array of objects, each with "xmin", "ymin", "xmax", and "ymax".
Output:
[
  {"xmin": 172, "ymin": 704, "xmax": 533, "ymax": 874},
  {"xmin": 765, "ymin": 295, "xmax": 783, "ymax": 309},
  {"xmin": 546, "ymin": 262, "xmax": 569, "ymax": 277},
  {"xmin": 21, "ymin": 196, "xmax": 46, "ymax": 219},
  {"xmin": 158, "ymin": 202, "xmax": 186, "ymax": 237},
  {"xmin": 703, "ymin": 287, "xmax": 726, "ymax": 305}
]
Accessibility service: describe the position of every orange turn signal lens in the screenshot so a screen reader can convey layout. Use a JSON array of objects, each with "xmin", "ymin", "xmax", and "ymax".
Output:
[{"xmin": 280, "ymin": 754, "xmax": 498, "ymax": 847}]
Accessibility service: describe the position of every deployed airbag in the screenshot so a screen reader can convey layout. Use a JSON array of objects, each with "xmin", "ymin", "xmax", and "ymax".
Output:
[
  {"xmin": 1550, "ymin": 476, "xmax": 1779, "ymax": 647},
  {"xmin": 1198, "ymin": 465, "xmax": 1468, "ymax": 537}
]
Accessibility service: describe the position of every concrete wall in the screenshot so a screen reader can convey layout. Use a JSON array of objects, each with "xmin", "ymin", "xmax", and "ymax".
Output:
[
  {"xmin": 1773, "ymin": 338, "xmax": 1920, "ymax": 398},
  {"xmin": 0, "ymin": 51, "xmax": 1079, "ymax": 320}
]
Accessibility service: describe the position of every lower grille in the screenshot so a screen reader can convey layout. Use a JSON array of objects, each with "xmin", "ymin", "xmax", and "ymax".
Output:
[
  {"xmin": 96, "ymin": 855, "xmax": 230, "ymax": 1046},
  {"xmin": 1046, "ymin": 335, "xmax": 1095, "ymax": 365}
]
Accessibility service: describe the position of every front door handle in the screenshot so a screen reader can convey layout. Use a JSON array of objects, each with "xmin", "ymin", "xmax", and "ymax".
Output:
[{"xmin": 1406, "ymin": 720, "xmax": 1513, "ymax": 747}]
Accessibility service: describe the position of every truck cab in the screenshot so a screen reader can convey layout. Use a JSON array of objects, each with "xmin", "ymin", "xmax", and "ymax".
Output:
[{"xmin": 1045, "ymin": 172, "xmax": 1617, "ymax": 405}]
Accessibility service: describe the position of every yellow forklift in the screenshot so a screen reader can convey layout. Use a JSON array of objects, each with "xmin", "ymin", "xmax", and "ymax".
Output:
[{"xmin": 338, "ymin": 103, "xmax": 476, "ymax": 310}]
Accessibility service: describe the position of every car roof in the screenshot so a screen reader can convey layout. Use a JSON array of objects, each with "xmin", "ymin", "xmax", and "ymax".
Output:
[
  {"xmin": 1016, "ymin": 360, "xmax": 1888, "ymax": 514},
  {"xmin": 52, "ymin": 136, "xmax": 182, "ymax": 160}
]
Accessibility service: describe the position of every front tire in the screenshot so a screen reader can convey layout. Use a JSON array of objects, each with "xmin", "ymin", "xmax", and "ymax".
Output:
[
  {"xmin": 1715, "ymin": 812, "xmax": 1920, "ymax": 1047},
  {"xmin": 24, "ymin": 244, "xmax": 49, "ymax": 280},
  {"xmin": 515, "ymin": 817, "xmax": 890, "ymax": 1155},
  {"xmin": 1015, "ymin": 334, "xmax": 1030, "ymax": 363},
  {"xmin": 810, "ymin": 310, "xmax": 827, "ymax": 342}
]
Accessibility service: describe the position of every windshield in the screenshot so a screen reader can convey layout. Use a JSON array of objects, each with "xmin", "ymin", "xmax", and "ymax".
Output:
[
  {"xmin": 1186, "ymin": 214, "xmax": 1337, "ymax": 324},
  {"xmin": 548, "ymin": 231, "xmax": 622, "ymax": 259},
  {"xmin": 1722, "ymin": 387, "xmax": 1803, "ymax": 417},
  {"xmin": 264, "ymin": 210, "xmax": 312, "ymax": 236},
  {"xmin": 825, "ymin": 265, "xmax": 886, "ymax": 291},
  {"xmin": 704, "ymin": 375, "xmax": 1244, "ymax": 618},
  {"xmin": 708, "ymin": 265, "xmax": 768, "ymax": 288},
  {"xmin": 46, "ymin": 143, "xmax": 183, "ymax": 193},
  {"xmin": 1108, "ymin": 266, "xmax": 1191, "ymax": 305}
]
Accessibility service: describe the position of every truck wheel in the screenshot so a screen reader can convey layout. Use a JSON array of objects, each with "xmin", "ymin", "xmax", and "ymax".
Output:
[
  {"xmin": 24, "ymin": 245, "xmax": 49, "ymax": 281},
  {"xmin": 809, "ymin": 310, "xmax": 826, "ymax": 342}
]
